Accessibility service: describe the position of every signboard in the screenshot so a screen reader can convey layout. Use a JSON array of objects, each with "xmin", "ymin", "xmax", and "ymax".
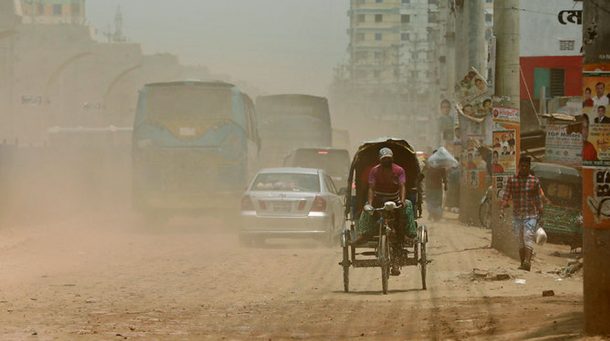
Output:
[{"xmin": 545, "ymin": 122, "xmax": 583, "ymax": 167}]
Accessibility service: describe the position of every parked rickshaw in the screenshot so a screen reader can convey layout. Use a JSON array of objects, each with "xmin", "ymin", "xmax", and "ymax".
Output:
[
  {"xmin": 340, "ymin": 138, "xmax": 428, "ymax": 294},
  {"xmin": 531, "ymin": 162, "xmax": 583, "ymax": 249}
]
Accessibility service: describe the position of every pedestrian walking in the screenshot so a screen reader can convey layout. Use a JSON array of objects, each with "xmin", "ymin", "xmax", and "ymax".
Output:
[
  {"xmin": 500, "ymin": 156, "xmax": 544, "ymax": 271},
  {"xmin": 424, "ymin": 155, "xmax": 447, "ymax": 221}
]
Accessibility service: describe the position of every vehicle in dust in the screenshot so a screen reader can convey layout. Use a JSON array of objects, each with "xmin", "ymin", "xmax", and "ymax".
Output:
[
  {"xmin": 341, "ymin": 138, "xmax": 427, "ymax": 294},
  {"xmin": 239, "ymin": 167, "xmax": 346, "ymax": 246},
  {"xmin": 531, "ymin": 162, "xmax": 582, "ymax": 249},
  {"xmin": 282, "ymin": 147, "xmax": 350, "ymax": 190},
  {"xmin": 256, "ymin": 94, "xmax": 332, "ymax": 167},
  {"xmin": 132, "ymin": 81, "xmax": 260, "ymax": 222}
]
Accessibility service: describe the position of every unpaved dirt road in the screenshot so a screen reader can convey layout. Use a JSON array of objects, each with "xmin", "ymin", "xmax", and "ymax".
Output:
[{"xmin": 0, "ymin": 212, "xmax": 589, "ymax": 340}]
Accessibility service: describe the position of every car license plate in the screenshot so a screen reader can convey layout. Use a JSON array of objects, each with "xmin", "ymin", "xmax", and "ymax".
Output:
[{"xmin": 272, "ymin": 201, "xmax": 292, "ymax": 212}]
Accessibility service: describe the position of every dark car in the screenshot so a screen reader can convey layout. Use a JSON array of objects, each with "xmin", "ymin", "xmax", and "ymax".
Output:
[{"xmin": 283, "ymin": 148, "xmax": 350, "ymax": 190}]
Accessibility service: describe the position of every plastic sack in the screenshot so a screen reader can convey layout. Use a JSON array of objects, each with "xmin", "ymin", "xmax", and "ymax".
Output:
[
  {"xmin": 536, "ymin": 227, "xmax": 547, "ymax": 246},
  {"xmin": 427, "ymin": 147, "xmax": 458, "ymax": 169}
]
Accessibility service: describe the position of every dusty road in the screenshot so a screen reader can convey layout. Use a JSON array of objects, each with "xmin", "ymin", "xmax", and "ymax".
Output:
[{"xmin": 0, "ymin": 212, "xmax": 588, "ymax": 340}]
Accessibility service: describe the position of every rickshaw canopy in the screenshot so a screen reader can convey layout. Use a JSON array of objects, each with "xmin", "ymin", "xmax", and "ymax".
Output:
[
  {"xmin": 531, "ymin": 162, "xmax": 581, "ymax": 185},
  {"xmin": 344, "ymin": 138, "xmax": 422, "ymax": 218}
]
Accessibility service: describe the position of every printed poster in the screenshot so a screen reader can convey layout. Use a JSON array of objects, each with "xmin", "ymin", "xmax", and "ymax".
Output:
[
  {"xmin": 545, "ymin": 122, "xmax": 583, "ymax": 167},
  {"xmin": 462, "ymin": 134, "xmax": 487, "ymax": 190},
  {"xmin": 583, "ymin": 64, "xmax": 610, "ymax": 229},
  {"xmin": 492, "ymin": 130, "xmax": 517, "ymax": 174},
  {"xmin": 583, "ymin": 167, "xmax": 610, "ymax": 229},
  {"xmin": 492, "ymin": 107, "xmax": 520, "ymax": 176},
  {"xmin": 583, "ymin": 68, "xmax": 610, "ymax": 167}
]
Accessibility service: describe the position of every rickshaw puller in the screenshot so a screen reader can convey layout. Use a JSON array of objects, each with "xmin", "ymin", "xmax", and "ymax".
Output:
[{"xmin": 359, "ymin": 148, "xmax": 417, "ymax": 275}]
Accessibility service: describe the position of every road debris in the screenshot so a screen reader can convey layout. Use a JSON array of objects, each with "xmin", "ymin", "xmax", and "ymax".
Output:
[
  {"xmin": 542, "ymin": 290, "xmax": 555, "ymax": 297},
  {"xmin": 469, "ymin": 268, "xmax": 512, "ymax": 281}
]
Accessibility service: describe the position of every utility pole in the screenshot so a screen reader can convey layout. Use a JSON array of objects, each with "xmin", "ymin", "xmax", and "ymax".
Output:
[
  {"xmin": 491, "ymin": 0, "xmax": 520, "ymax": 258},
  {"xmin": 468, "ymin": 0, "xmax": 486, "ymax": 72},
  {"xmin": 582, "ymin": 0, "xmax": 610, "ymax": 335},
  {"xmin": 456, "ymin": 0, "xmax": 488, "ymax": 226}
]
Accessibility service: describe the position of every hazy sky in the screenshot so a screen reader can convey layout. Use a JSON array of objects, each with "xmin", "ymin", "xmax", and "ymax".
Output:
[{"xmin": 87, "ymin": 0, "xmax": 349, "ymax": 96}]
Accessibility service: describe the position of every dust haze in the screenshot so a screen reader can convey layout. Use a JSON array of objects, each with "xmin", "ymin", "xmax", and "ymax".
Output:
[{"xmin": 0, "ymin": 0, "xmax": 588, "ymax": 339}]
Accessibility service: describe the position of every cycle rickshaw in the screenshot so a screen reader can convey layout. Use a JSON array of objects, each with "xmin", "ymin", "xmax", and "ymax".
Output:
[{"xmin": 340, "ymin": 138, "xmax": 428, "ymax": 294}]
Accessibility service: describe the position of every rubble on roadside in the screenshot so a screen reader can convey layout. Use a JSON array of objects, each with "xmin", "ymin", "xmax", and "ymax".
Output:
[
  {"xmin": 547, "ymin": 258, "xmax": 583, "ymax": 278},
  {"xmin": 467, "ymin": 268, "xmax": 513, "ymax": 282}
]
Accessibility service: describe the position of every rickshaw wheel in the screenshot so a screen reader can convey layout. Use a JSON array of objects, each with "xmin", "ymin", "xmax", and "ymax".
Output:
[
  {"xmin": 380, "ymin": 234, "xmax": 390, "ymax": 295},
  {"xmin": 342, "ymin": 246, "xmax": 350, "ymax": 292},
  {"xmin": 419, "ymin": 226, "xmax": 428, "ymax": 290}
]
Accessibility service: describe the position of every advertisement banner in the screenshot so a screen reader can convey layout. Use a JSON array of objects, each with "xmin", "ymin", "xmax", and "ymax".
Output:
[
  {"xmin": 545, "ymin": 122, "xmax": 583, "ymax": 167},
  {"xmin": 583, "ymin": 63, "xmax": 610, "ymax": 229},
  {"xmin": 492, "ymin": 107, "xmax": 520, "ymax": 123},
  {"xmin": 492, "ymin": 107, "xmax": 520, "ymax": 176},
  {"xmin": 583, "ymin": 167, "xmax": 610, "ymax": 229}
]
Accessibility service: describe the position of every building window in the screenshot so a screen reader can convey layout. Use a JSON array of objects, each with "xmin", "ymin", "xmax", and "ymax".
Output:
[
  {"xmin": 402, "ymin": 0, "xmax": 410, "ymax": 4},
  {"xmin": 429, "ymin": 0, "xmax": 438, "ymax": 5},
  {"xmin": 375, "ymin": 14, "xmax": 383, "ymax": 23},
  {"xmin": 401, "ymin": 32, "xmax": 410, "ymax": 41},
  {"xmin": 357, "ymin": 14, "xmax": 365, "ymax": 23},
  {"xmin": 53, "ymin": 4, "xmax": 62, "ymax": 16},
  {"xmin": 375, "ymin": 33, "xmax": 383, "ymax": 41},
  {"xmin": 36, "ymin": 4, "xmax": 44, "ymax": 15},
  {"xmin": 374, "ymin": 51, "xmax": 382, "ymax": 61},
  {"xmin": 357, "ymin": 0, "xmax": 365, "ymax": 4},
  {"xmin": 486, "ymin": 0, "xmax": 493, "ymax": 3},
  {"xmin": 485, "ymin": 13, "xmax": 492, "ymax": 23},
  {"xmin": 559, "ymin": 40, "xmax": 575, "ymax": 51},
  {"xmin": 429, "ymin": 11, "xmax": 438, "ymax": 23},
  {"xmin": 550, "ymin": 68, "xmax": 565, "ymax": 97},
  {"xmin": 374, "ymin": 70, "xmax": 381, "ymax": 78},
  {"xmin": 401, "ymin": 14, "xmax": 410, "ymax": 24},
  {"xmin": 356, "ymin": 33, "xmax": 365, "ymax": 42},
  {"xmin": 376, "ymin": 0, "xmax": 383, "ymax": 3}
]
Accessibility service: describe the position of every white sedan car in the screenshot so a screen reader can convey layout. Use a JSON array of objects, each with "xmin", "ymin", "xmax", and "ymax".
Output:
[{"xmin": 239, "ymin": 168, "xmax": 345, "ymax": 246}]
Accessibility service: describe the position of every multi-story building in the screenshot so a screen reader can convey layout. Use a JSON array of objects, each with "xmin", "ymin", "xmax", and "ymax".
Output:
[
  {"xmin": 348, "ymin": 0, "xmax": 401, "ymax": 89},
  {"xmin": 348, "ymin": 0, "xmax": 442, "ymax": 93},
  {"xmin": 16, "ymin": 0, "xmax": 86, "ymax": 25},
  {"xmin": 398, "ymin": 0, "xmax": 441, "ymax": 95}
]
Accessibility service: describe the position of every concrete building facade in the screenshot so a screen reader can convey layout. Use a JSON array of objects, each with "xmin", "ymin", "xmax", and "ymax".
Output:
[
  {"xmin": 348, "ymin": 0, "xmax": 401, "ymax": 88},
  {"xmin": 17, "ymin": 0, "xmax": 86, "ymax": 25},
  {"xmin": 347, "ymin": 0, "xmax": 442, "ymax": 94},
  {"xmin": 0, "ymin": 0, "xmax": 232, "ymax": 145}
]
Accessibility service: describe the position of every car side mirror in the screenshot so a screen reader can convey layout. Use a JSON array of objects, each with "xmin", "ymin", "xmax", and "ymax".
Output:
[{"xmin": 338, "ymin": 187, "xmax": 348, "ymax": 196}]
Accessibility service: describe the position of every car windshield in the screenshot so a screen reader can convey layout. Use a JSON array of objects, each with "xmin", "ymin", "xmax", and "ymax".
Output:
[{"xmin": 251, "ymin": 173, "xmax": 320, "ymax": 192}]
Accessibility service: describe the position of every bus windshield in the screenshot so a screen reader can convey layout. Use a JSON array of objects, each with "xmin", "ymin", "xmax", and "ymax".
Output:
[{"xmin": 144, "ymin": 85, "xmax": 233, "ymax": 124}]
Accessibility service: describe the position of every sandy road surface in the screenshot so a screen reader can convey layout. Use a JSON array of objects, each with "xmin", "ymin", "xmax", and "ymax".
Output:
[{"xmin": 0, "ymin": 213, "xmax": 590, "ymax": 340}]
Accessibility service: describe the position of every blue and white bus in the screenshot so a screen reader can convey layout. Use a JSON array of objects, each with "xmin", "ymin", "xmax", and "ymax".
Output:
[{"xmin": 132, "ymin": 81, "xmax": 259, "ymax": 218}]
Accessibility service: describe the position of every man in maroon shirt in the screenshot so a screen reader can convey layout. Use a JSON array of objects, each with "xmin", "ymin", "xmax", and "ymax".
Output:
[
  {"xmin": 367, "ymin": 148, "xmax": 409, "ymax": 276},
  {"xmin": 368, "ymin": 147, "xmax": 407, "ymax": 207}
]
